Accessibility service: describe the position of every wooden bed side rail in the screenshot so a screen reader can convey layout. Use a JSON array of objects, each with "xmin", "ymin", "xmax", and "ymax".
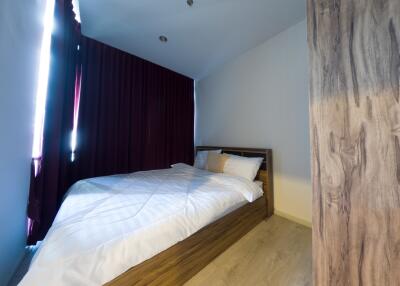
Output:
[{"xmin": 105, "ymin": 196, "xmax": 267, "ymax": 286}]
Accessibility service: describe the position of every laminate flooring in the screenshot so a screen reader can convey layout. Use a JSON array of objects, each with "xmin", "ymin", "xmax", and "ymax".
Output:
[{"xmin": 185, "ymin": 215, "xmax": 312, "ymax": 286}]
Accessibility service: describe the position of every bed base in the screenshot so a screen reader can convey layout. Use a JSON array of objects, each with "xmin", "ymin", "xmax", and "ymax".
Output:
[
  {"xmin": 105, "ymin": 196, "xmax": 268, "ymax": 286},
  {"xmin": 105, "ymin": 146, "xmax": 273, "ymax": 286}
]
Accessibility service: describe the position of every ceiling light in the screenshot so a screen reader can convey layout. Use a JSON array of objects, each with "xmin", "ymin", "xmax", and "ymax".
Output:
[
  {"xmin": 187, "ymin": 0, "xmax": 194, "ymax": 7},
  {"xmin": 159, "ymin": 35, "xmax": 168, "ymax": 43}
]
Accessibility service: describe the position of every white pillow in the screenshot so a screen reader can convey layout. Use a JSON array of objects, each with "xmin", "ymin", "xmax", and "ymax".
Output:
[
  {"xmin": 254, "ymin": 180, "xmax": 263, "ymax": 188},
  {"xmin": 223, "ymin": 154, "xmax": 263, "ymax": 181},
  {"xmin": 194, "ymin": 149, "xmax": 221, "ymax": 169}
]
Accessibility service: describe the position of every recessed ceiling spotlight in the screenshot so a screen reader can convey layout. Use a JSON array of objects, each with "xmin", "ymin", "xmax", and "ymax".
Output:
[
  {"xmin": 159, "ymin": 35, "xmax": 168, "ymax": 43},
  {"xmin": 187, "ymin": 0, "xmax": 194, "ymax": 7}
]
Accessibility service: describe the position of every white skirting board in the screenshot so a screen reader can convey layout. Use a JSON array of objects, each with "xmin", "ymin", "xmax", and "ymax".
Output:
[{"xmin": 274, "ymin": 210, "xmax": 311, "ymax": 228}]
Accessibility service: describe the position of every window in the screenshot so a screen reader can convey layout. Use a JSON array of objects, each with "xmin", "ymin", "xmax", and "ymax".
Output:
[
  {"xmin": 32, "ymin": 0, "xmax": 81, "ymax": 168},
  {"xmin": 72, "ymin": 0, "xmax": 81, "ymax": 23},
  {"xmin": 32, "ymin": 0, "xmax": 55, "ymax": 176}
]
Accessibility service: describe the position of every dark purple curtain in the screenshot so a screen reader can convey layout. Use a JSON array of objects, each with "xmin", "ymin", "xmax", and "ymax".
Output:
[
  {"xmin": 73, "ymin": 37, "xmax": 194, "ymax": 180},
  {"xmin": 27, "ymin": 0, "xmax": 80, "ymax": 244},
  {"xmin": 27, "ymin": 16, "xmax": 193, "ymax": 244}
]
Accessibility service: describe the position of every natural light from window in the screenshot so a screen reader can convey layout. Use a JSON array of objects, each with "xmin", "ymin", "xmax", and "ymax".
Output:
[
  {"xmin": 70, "ymin": 0, "xmax": 81, "ymax": 162},
  {"xmin": 32, "ymin": 0, "xmax": 55, "ymax": 176},
  {"xmin": 72, "ymin": 0, "xmax": 81, "ymax": 23},
  {"xmin": 71, "ymin": 62, "xmax": 82, "ymax": 162}
]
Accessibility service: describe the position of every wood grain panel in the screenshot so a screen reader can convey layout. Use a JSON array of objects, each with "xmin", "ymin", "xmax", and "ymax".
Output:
[{"xmin": 308, "ymin": 0, "xmax": 400, "ymax": 285}]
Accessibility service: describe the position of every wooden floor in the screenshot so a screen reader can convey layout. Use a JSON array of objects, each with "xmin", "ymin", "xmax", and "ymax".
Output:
[{"xmin": 184, "ymin": 216, "xmax": 312, "ymax": 286}]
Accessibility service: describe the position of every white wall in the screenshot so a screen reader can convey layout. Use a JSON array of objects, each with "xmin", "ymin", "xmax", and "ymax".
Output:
[
  {"xmin": 195, "ymin": 20, "xmax": 311, "ymax": 225},
  {"xmin": 0, "ymin": 0, "xmax": 45, "ymax": 284}
]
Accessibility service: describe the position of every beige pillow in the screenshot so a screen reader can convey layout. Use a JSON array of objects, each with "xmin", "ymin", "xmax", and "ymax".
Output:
[{"xmin": 206, "ymin": 153, "xmax": 229, "ymax": 173}]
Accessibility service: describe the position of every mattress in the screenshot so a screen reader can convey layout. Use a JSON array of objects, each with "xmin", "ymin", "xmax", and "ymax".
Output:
[{"xmin": 19, "ymin": 163, "xmax": 263, "ymax": 286}]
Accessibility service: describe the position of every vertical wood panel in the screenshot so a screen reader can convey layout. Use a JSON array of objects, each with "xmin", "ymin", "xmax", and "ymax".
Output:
[{"xmin": 308, "ymin": 0, "xmax": 400, "ymax": 285}]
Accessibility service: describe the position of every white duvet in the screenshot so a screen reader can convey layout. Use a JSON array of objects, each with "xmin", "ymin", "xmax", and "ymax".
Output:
[{"xmin": 19, "ymin": 163, "xmax": 263, "ymax": 286}]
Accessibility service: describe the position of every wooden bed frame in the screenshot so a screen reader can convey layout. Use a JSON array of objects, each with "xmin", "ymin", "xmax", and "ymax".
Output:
[{"xmin": 105, "ymin": 146, "xmax": 274, "ymax": 286}]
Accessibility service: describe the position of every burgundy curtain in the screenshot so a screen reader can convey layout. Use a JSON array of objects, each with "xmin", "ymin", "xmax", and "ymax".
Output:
[
  {"xmin": 27, "ymin": 15, "xmax": 194, "ymax": 244},
  {"xmin": 73, "ymin": 37, "xmax": 194, "ymax": 180},
  {"xmin": 27, "ymin": 0, "xmax": 80, "ymax": 244}
]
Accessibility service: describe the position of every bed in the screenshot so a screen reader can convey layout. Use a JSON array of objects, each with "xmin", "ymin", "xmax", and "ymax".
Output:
[{"xmin": 19, "ymin": 146, "xmax": 273, "ymax": 286}]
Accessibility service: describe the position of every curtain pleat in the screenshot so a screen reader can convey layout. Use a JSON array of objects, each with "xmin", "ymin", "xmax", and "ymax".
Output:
[{"xmin": 73, "ymin": 37, "xmax": 194, "ymax": 180}]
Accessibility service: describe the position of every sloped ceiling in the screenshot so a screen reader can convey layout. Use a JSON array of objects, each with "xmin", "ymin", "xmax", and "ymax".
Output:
[{"xmin": 79, "ymin": 0, "xmax": 306, "ymax": 79}]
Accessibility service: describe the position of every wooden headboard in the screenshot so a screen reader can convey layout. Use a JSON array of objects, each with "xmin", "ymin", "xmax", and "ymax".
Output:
[{"xmin": 195, "ymin": 146, "xmax": 274, "ymax": 217}]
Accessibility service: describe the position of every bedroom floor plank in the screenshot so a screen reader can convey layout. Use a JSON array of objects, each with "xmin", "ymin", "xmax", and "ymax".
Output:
[{"xmin": 184, "ymin": 216, "xmax": 311, "ymax": 286}]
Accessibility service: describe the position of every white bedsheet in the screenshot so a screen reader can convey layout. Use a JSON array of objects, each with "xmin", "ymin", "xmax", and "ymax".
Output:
[{"xmin": 19, "ymin": 163, "xmax": 263, "ymax": 286}]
